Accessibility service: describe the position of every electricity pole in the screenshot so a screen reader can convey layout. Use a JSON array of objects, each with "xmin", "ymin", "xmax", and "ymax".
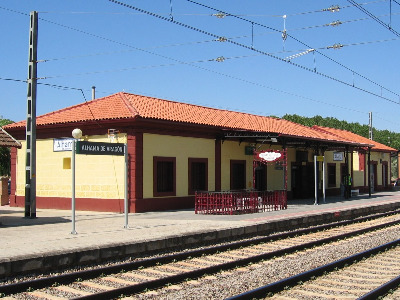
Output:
[{"xmin": 25, "ymin": 11, "xmax": 38, "ymax": 218}]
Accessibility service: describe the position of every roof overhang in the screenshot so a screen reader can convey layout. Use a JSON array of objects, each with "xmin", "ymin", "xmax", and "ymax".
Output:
[
  {"xmin": 0, "ymin": 127, "xmax": 22, "ymax": 148},
  {"xmin": 222, "ymin": 129, "xmax": 372, "ymax": 150}
]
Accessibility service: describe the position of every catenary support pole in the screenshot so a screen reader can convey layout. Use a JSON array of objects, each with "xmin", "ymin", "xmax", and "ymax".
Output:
[{"xmin": 25, "ymin": 11, "xmax": 38, "ymax": 218}]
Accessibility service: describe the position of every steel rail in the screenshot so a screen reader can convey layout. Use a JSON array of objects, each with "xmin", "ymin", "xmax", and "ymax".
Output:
[
  {"xmin": 0, "ymin": 210, "xmax": 398, "ymax": 297},
  {"xmin": 226, "ymin": 239, "xmax": 400, "ymax": 300},
  {"xmin": 357, "ymin": 274, "xmax": 400, "ymax": 300},
  {"xmin": 71, "ymin": 218, "xmax": 400, "ymax": 299}
]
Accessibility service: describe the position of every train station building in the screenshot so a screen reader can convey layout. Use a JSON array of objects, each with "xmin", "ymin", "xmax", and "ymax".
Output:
[{"xmin": 4, "ymin": 92, "xmax": 397, "ymax": 213}]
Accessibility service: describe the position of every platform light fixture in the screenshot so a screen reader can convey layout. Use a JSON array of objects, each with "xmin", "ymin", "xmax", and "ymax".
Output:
[{"xmin": 72, "ymin": 128, "xmax": 82, "ymax": 139}]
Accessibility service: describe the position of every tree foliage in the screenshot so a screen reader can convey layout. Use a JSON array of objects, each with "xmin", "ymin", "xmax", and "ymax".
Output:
[
  {"xmin": 281, "ymin": 114, "xmax": 400, "ymax": 151},
  {"xmin": 0, "ymin": 118, "xmax": 14, "ymax": 176}
]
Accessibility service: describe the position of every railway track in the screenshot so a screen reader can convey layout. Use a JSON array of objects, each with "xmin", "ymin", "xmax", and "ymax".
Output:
[
  {"xmin": 228, "ymin": 239, "xmax": 400, "ymax": 300},
  {"xmin": 1, "ymin": 211, "xmax": 399, "ymax": 299}
]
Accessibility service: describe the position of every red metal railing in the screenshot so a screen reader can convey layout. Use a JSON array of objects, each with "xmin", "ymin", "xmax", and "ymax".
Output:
[{"xmin": 195, "ymin": 190, "xmax": 287, "ymax": 215}]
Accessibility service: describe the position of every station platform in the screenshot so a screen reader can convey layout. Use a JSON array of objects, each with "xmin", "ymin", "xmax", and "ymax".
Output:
[{"xmin": 1, "ymin": 191, "xmax": 400, "ymax": 277}]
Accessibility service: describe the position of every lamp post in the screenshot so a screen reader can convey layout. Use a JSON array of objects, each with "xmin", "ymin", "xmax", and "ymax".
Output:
[{"xmin": 71, "ymin": 128, "xmax": 82, "ymax": 234}]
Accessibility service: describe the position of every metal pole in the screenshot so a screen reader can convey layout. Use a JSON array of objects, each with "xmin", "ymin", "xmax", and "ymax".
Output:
[
  {"xmin": 71, "ymin": 139, "xmax": 77, "ymax": 234},
  {"xmin": 124, "ymin": 144, "xmax": 129, "ymax": 228},
  {"xmin": 25, "ymin": 11, "xmax": 38, "ymax": 218}
]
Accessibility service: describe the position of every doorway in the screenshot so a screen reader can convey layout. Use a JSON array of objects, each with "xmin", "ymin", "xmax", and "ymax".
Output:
[
  {"xmin": 291, "ymin": 162, "xmax": 314, "ymax": 198},
  {"xmin": 254, "ymin": 164, "xmax": 267, "ymax": 191}
]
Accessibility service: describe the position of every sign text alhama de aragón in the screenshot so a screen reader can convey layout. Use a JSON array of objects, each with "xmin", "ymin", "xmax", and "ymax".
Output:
[{"xmin": 76, "ymin": 141, "xmax": 125, "ymax": 156}]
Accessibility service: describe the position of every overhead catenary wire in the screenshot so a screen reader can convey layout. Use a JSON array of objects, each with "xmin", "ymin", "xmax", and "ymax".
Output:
[
  {"xmin": 6, "ymin": 2, "xmax": 394, "ymax": 107},
  {"xmin": 347, "ymin": 0, "xmax": 400, "ymax": 37},
  {"xmin": 186, "ymin": 0, "xmax": 400, "ymax": 99},
  {"xmin": 107, "ymin": 0, "xmax": 400, "ymax": 106},
  {"xmin": 40, "ymin": 32, "xmax": 400, "ymax": 78},
  {"xmin": 0, "ymin": 77, "xmax": 100, "ymax": 126},
  {"xmin": 3, "ymin": 4, "xmax": 396, "ymax": 65},
  {"xmin": 2, "ymin": 4, "xmax": 399, "ymax": 128},
  {"xmin": 9, "ymin": 0, "xmax": 384, "ymax": 18}
]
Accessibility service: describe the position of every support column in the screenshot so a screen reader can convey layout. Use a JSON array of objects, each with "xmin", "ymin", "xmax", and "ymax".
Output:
[
  {"xmin": 10, "ymin": 147, "xmax": 18, "ymax": 206},
  {"xmin": 343, "ymin": 146, "xmax": 350, "ymax": 199},
  {"xmin": 127, "ymin": 130, "xmax": 143, "ymax": 213},
  {"xmin": 215, "ymin": 138, "xmax": 221, "ymax": 191}
]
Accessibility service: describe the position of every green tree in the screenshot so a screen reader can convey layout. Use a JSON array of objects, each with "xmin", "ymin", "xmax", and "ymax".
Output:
[
  {"xmin": 281, "ymin": 114, "xmax": 400, "ymax": 150},
  {"xmin": 0, "ymin": 118, "xmax": 14, "ymax": 176}
]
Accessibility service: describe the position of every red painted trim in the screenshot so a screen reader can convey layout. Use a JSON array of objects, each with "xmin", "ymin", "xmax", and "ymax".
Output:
[
  {"xmin": 327, "ymin": 163, "xmax": 336, "ymax": 187},
  {"xmin": 135, "ymin": 196, "xmax": 194, "ymax": 213},
  {"xmin": 350, "ymin": 151, "xmax": 354, "ymax": 188},
  {"xmin": 9, "ymin": 147, "xmax": 17, "ymax": 205},
  {"xmin": 382, "ymin": 161, "xmax": 388, "ymax": 187},
  {"xmin": 13, "ymin": 196, "xmax": 124, "ymax": 212},
  {"xmin": 215, "ymin": 139, "xmax": 221, "ymax": 191},
  {"xmin": 153, "ymin": 156, "xmax": 176, "ymax": 197},
  {"xmin": 127, "ymin": 130, "xmax": 143, "ymax": 213},
  {"xmin": 188, "ymin": 158, "xmax": 208, "ymax": 195},
  {"xmin": 230, "ymin": 160, "xmax": 246, "ymax": 190}
]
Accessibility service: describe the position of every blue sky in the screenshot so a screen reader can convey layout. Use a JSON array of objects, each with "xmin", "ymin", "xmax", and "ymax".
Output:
[{"xmin": 1, "ymin": 0, "xmax": 399, "ymax": 132}]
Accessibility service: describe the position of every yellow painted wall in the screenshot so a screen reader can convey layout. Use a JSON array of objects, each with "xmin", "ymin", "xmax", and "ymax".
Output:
[
  {"xmin": 143, "ymin": 134, "xmax": 215, "ymax": 198},
  {"xmin": 256, "ymin": 144, "xmax": 286, "ymax": 190},
  {"xmin": 16, "ymin": 134, "xmax": 126, "ymax": 199},
  {"xmin": 220, "ymin": 141, "xmax": 253, "ymax": 190},
  {"xmin": 368, "ymin": 151, "xmax": 390, "ymax": 185},
  {"xmin": 321, "ymin": 150, "xmax": 391, "ymax": 188},
  {"xmin": 220, "ymin": 142, "xmax": 287, "ymax": 191}
]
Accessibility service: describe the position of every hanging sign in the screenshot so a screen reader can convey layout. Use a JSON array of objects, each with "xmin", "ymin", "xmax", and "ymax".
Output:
[
  {"xmin": 333, "ymin": 152, "xmax": 343, "ymax": 161},
  {"xmin": 76, "ymin": 141, "xmax": 125, "ymax": 156},
  {"xmin": 256, "ymin": 150, "xmax": 282, "ymax": 162}
]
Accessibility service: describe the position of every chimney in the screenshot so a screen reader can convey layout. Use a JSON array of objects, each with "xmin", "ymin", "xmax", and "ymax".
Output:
[{"xmin": 91, "ymin": 86, "xmax": 96, "ymax": 100}]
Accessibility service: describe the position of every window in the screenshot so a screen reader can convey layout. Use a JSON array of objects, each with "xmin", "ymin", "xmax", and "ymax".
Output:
[
  {"xmin": 188, "ymin": 158, "xmax": 208, "ymax": 194},
  {"xmin": 327, "ymin": 163, "xmax": 336, "ymax": 187},
  {"xmin": 153, "ymin": 157, "xmax": 176, "ymax": 197},
  {"xmin": 230, "ymin": 160, "xmax": 246, "ymax": 190}
]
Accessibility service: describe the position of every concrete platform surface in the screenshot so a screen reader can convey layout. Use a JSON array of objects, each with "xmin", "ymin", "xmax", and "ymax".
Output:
[{"xmin": 0, "ymin": 191, "xmax": 400, "ymax": 277}]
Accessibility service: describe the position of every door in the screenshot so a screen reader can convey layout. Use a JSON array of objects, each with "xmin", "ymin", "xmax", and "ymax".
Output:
[
  {"xmin": 255, "ymin": 164, "xmax": 267, "ymax": 191},
  {"xmin": 291, "ymin": 163, "xmax": 314, "ymax": 199}
]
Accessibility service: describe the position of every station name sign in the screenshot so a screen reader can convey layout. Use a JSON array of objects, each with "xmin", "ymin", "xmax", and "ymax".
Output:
[
  {"xmin": 76, "ymin": 141, "xmax": 125, "ymax": 156},
  {"xmin": 53, "ymin": 138, "xmax": 73, "ymax": 152}
]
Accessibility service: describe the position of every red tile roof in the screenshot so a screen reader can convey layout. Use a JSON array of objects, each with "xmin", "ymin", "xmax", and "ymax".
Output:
[
  {"xmin": 4, "ymin": 92, "xmax": 367, "ymax": 146},
  {"xmin": 313, "ymin": 125, "xmax": 396, "ymax": 152},
  {"xmin": 0, "ymin": 127, "xmax": 21, "ymax": 148}
]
